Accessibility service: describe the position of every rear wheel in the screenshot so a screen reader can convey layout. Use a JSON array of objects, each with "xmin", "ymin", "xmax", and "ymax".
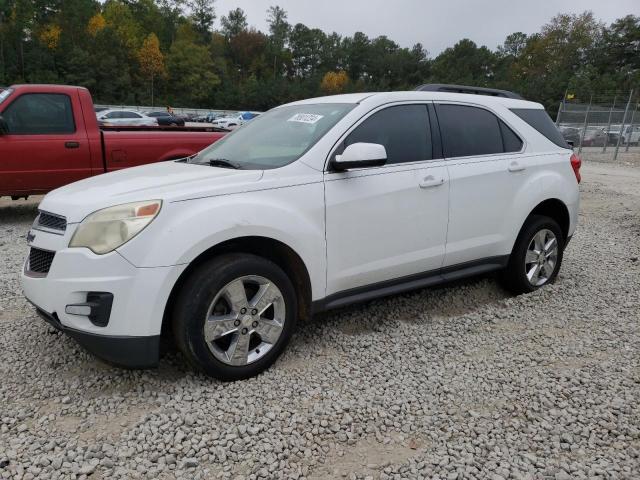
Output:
[
  {"xmin": 172, "ymin": 254, "xmax": 297, "ymax": 381},
  {"xmin": 501, "ymin": 215, "xmax": 564, "ymax": 295}
]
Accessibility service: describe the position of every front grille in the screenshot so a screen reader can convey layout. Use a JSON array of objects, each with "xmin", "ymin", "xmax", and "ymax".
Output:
[
  {"xmin": 36, "ymin": 211, "xmax": 67, "ymax": 232},
  {"xmin": 28, "ymin": 248, "xmax": 55, "ymax": 275}
]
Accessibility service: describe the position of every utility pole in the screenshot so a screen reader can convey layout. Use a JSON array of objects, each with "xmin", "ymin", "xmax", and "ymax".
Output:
[
  {"xmin": 577, "ymin": 95, "xmax": 592, "ymax": 155},
  {"xmin": 602, "ymin": 96, "xmax": 616, "ymax": 154},
  {"xmin": 614, "ymin": 90, "xmax": 633, "ymax": 161},
  {"xmin": 625, "ymin": 106, "xmax": 636, "ymax": 153},
  {"xmin": 555, "ymin": 88, "xmax": 568, "ymax": 126}
]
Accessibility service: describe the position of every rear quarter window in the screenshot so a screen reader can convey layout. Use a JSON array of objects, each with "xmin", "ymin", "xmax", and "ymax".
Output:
[{"xmin": 510, "ymin": 108, "xmax": 569, "ymax": 148}]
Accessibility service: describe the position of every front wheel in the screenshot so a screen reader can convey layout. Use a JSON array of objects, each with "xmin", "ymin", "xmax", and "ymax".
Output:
[
  {"xmin": 501, "ymin": 215, "xmax": 564, "ymax": 295},
  {"xmin": 172, "ymin": 254, "xmax": 297, "ymax": 381}
]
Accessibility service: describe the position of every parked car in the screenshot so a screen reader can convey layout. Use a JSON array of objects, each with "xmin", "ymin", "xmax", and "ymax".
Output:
[
  {"xmin": 606, "ymin": 132, "xmax": 621, "ymax": 146},
  {"xmin": 580, "ymin": 127, "xmax": 607, "ymax": 146},
  {"xmin": 211, "ymin": 112, "xmax": 259, "ymax": 129},
  {"xmin": 559, "ymin": 126, "xmax": 580, "ymax": 146},
  {"xmin": 146, "ymin": 111, "xmax": 186, "ymax": 127},
  {"xmin": 624, "ymin": 125, "xmax": 640, "ymax": 145},
  {"xmin": 22, "ymin": 86, "xmax": 580, "ymax": 381},
  {"xmin": 0, "ymin": 84, "xmax": 227, "ymax": 198},
  {"xmin": 97, "ymin": 109, "xmax": 157, "ymax": 127}
]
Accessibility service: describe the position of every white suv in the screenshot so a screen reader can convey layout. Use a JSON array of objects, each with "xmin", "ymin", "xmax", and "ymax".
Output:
[{"xmin": 22, "ymin": 87, "xmax": 581, "ymax": 380}]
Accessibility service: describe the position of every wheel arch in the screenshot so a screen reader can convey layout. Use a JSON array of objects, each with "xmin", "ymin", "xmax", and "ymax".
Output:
[
  {"xmin": 161, "ymin": 235, "xmax": 313, "ymax": 338},
  {"xmin": 522, "ymin": 198, "xmax": 570, "ymax": 244}
]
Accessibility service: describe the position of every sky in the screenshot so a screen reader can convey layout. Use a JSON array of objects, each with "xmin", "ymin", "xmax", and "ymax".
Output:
[{"xmin": 214, "ymin": 0, "xmax": 637, "ymax": 55}]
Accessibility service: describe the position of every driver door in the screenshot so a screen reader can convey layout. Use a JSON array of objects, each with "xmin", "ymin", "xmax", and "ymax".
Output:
[
  {"xmin": 324, "ymin": 104, "xmax": 449, "ymax": 296},
  {"xmin": 0, "ymin": 91, "xmax": 91, "ymax": 194}
]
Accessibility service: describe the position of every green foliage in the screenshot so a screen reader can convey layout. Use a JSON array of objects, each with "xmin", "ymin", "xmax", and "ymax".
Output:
[
  {"xmin": 0, "ymin": 2, "xmax": 637, "ymax": 111},
  {"xmin": 166, "ymin": 23, "xmax": 219, "ymax": 106}
]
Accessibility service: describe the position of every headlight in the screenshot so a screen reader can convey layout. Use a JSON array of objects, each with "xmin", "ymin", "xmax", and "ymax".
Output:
[{"xmin": 69, "ymin": 200, "xmax": 162, "ymax": 254}]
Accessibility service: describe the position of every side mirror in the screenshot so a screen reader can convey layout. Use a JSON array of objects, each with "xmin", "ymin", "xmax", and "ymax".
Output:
[
  {"xmin": 0, "ymin": 115, "xmax": 8, "ymax": 134},
  {"xmin": 332, "ymin": 143, "xmax": 387, "ymax": 171},
  {"xmin": 566, "ymin": 140, "xmax": 574, "ymax": 148}
]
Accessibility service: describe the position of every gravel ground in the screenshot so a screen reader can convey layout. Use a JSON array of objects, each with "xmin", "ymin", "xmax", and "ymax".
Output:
[{"xmin": 1, "ymin": 161, "xmax": 639, "ymax": 480}]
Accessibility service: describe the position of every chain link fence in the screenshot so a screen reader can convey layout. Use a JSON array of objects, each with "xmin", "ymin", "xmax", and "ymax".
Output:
[{"xmin": 554, "ymin": 90, "xmax": 640, "ymax": 165}]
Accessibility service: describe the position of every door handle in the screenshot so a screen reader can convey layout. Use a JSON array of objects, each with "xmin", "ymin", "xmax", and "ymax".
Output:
[
  {"xmin": 65, "ymin": 141, "xmax": 80, "ymax": 149},
  {"xmin": 508, "ymin": 161, "xmax": 526, "ymax": 172},
  {"xmin": 419, "ymin": 175, "xmax": 445, "ymax": 189}
]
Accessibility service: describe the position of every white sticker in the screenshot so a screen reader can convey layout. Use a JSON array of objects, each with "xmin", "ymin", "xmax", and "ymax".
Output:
[{"xmin": 288, "ymin": 113, "xmax": 324, "ymax": 124}]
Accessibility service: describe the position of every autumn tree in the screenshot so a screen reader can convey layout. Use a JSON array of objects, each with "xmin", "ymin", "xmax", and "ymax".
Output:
[
  {"xmin": 87, "ymin": 13, "xmax": 106, "ymax": 37},
  {"xmin": 39, "ymin": 24, "xmax": 61, "ymax": 50},
  {"xmin": 320, "ymin": 70, "xmax": 349, "ymax": 94},
  {"xmin": 138, "ymin": 33, "xmax": 166, "ymax": 105}
]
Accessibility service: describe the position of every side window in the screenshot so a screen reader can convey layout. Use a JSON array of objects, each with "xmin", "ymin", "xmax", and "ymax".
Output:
[
  {"xmin": 510, "ymin": 108, "xmax": 568, "ymax": 148},
  {"xmin": 104, "ymin": 112, "xmax": 118, "ymax": 119},
  {"xmin": 436, "ymin": 104, "xmax": 504, "ymax": 158},
  {"xmin": 499, "ymin": 120, "xmax": 523, "ymax": 152},
  {"xmin": 3, "ymin": 94, "xmax": 75, "ymax": 134},
  {"xmin": 344, "ymin": 105, "xmax": 432, "ymax": 164}
]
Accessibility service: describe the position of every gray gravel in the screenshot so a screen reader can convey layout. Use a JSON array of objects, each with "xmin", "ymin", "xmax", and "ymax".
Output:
[{"xmin": 1, "ymin": 161, "xmax": 640, "ymax": 480}]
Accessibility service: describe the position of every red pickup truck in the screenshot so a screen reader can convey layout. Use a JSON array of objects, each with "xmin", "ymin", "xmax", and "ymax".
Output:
[{"xmin": 0, "ymin": 84, "xmax": 227, "ymax": 198}]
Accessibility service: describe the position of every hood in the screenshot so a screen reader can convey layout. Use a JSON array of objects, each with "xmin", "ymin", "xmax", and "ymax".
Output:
[{"xmin": 39, "ymin": 161, "xmax": 263, "ymax": 223}]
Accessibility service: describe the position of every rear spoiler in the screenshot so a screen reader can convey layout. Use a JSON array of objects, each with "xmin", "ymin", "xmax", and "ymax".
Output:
[{"xmin": 416, "ymin": 83, "xmax": 523, "ymax": 100}]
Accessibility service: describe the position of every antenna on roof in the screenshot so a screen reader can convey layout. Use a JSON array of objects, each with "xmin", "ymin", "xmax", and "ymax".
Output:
[{"xmin": 415, "ymin": 83, "xmax": 523, "ymax": 100}]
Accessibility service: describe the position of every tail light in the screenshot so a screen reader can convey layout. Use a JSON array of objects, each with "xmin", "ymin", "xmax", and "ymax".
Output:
[{"xmin": 570, "ymin": 153, "xmax": 582, "ymax": 183}]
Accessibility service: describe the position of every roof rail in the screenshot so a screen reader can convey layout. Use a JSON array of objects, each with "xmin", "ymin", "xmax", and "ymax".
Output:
[{"xmin": 415, "ymin": 83, "xmax": 523, "ymax": 100}]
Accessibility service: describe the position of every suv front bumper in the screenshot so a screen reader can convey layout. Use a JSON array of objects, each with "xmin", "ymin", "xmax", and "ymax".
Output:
[
  {"xmin": 32, "ymin": 305, "xmax": 160, "ymax": 368},
  {"xmin": 21, "ymin": 235, "xmax": 186, "ymax": 369}
]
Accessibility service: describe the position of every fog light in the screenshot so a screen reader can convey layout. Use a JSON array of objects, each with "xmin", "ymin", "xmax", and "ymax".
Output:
[{"xmin": 65, "ymin": 292, "xmax": 113, "ymax": 327}]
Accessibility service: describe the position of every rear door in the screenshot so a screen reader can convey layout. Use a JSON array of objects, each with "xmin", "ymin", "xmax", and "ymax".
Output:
[
  {"xmin": 435, "ymin": 103, "xmax": 524, "ymax": 267},
  {"xmin": 0, "ymin": 91, "xmax": 91, "ymax": 194}
]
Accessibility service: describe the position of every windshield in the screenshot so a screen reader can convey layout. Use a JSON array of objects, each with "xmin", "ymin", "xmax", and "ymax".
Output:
[
  {"xmin": 190, "ymin": 103, "xmax": 355, "ymax": 169},
  {"xmin": 0, "ymin": 88, "xmax": 12, "ymax": 105}
]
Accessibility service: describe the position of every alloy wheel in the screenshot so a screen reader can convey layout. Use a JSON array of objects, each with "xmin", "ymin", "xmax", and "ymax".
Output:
[
  {"xmin": 204, "ymin": 275, "xmax": 286, "ymax": 366},
  {"xmin": 524, "ymin": 229, "xmax": 558, "ymax": 287}
]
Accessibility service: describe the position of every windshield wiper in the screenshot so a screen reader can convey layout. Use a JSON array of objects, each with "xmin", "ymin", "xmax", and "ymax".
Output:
[{"xmin": 208, "ymin": 158, "xmax": 241, "ymax": 169}]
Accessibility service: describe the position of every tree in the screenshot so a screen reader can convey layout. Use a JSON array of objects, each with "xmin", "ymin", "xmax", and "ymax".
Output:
[
  {"xmin": 510, "ymin": 12, "xmax": 602, "ymax": 109},
  {"xmin": 189, "ymin": 0, "xmax": 215, "ymax": 43},
  {"xmin": 266, "ymin": 5, "xmax": 289, "ymax": 78},
  {"xmin": 320, "ymin": 70, "xmax": 348, "ymax": 94},
  {"xmin": 138, "ymin": 33, "xmax": 166, "ymax": 105},
  {"xmin": 166, "ymin": 24, "xmax": 219, "ymax": 106},
  {"xmin": 39, "ymin": 23, "xmax": 61, "ymax": 50},
  {"xmin": 220, "ymin": 7, "xmax": 247, "ymax": 38},
  {"xmin": 87, "ymin": 13, "xmax": 106, "ymax": 37},
  {"xmin": 431, "ymin": 39, "xmax": 496, "ymax": 87}
]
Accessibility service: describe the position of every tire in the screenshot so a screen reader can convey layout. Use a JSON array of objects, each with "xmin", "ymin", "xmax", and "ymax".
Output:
[
  {"xmin": 172, "ymin": 253, "xmax": 297, "ymax": 381},
  {"xmin": 500, "ymin": 215, "xmax": 564, "ymax": 295}
]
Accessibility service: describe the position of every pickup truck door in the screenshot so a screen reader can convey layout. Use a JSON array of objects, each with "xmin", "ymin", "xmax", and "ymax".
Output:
[
  {"xmin": 0, "ymin": 91, "xmax": 92, "ymax": 194},
  {"xmin": 324, "ymin": 104, "xmax": 449, "ymax": 296}
]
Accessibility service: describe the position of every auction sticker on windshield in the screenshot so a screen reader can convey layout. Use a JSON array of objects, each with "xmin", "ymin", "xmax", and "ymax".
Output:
[{"xmin": 288, "ymin": 113, "xmax": 324, "ymax": 124}]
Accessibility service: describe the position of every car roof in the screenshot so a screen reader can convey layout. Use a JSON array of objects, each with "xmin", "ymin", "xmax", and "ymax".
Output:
[{"xmin": 283, "ymin": 91, "xmax": 543, "ymax": 110}]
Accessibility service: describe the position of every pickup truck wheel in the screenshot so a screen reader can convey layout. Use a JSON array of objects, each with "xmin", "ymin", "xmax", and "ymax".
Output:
[
  {"xmin": 172, "ymin": 254, "xmax": 297, "ymax": 381},
  {"xmin": 501, "ymin": 215, "xmax": 564, "ymax": 295}
]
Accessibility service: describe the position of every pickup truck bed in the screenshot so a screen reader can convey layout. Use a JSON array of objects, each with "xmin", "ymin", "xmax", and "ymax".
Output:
[{"xmin": 0, "ymin": 84, "xmax": 227, "ymax": 198}]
